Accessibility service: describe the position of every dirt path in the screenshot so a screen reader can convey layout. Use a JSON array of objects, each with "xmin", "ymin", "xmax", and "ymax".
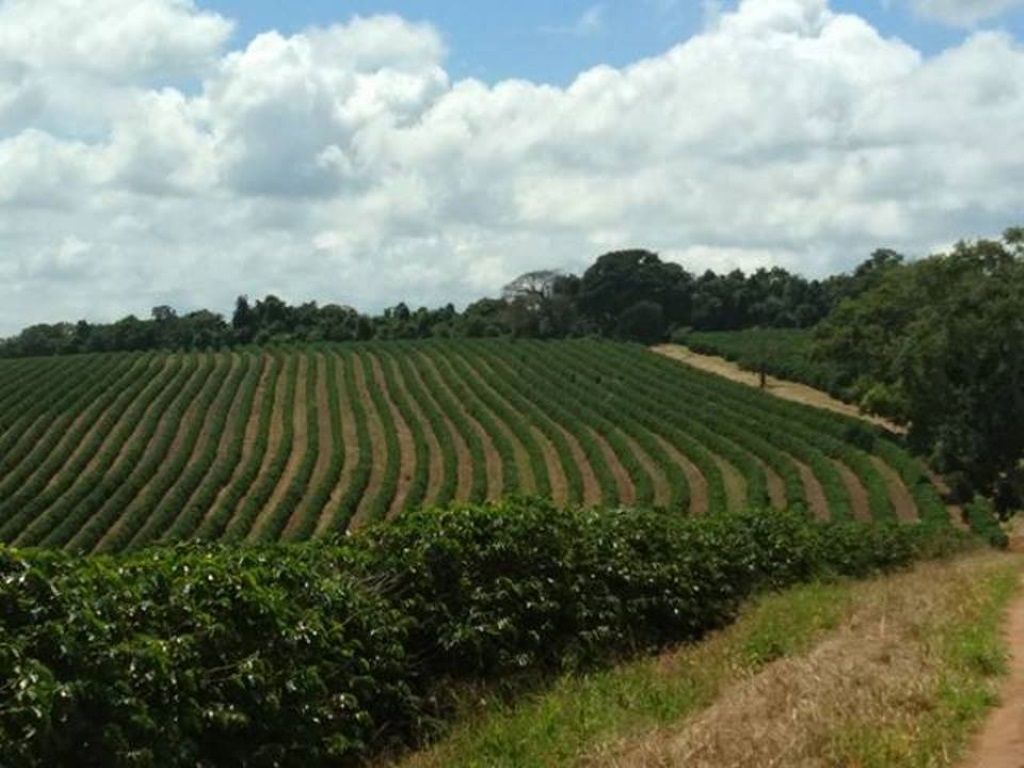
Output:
[
  {"xmin": 834, "ymin": 459, "xmax": 872, "ymax": 522},
  {"xmin": 597, "ymin": 554, "xmax": 1012, "ymax": 768},
  {"xmin": 651, "ymin": 344, "xmax": 968, "ymax": 523},
  {"xmin": 870, "ymin": 456, "xmax": 919, "ymax": 523},
  {"xmin": 961, "ymin": 571, "xmax": 1024, "ymax": 768},
  {"xmin": 652, "ymin": 344, "xmax": 904, "ymax": 434},
  {"xmin": 654, "ymin": 435, "xmax": 708, "ymax": 516}
]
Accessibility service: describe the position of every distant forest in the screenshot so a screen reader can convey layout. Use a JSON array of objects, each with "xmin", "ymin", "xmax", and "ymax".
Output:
[{"xmin": 1, "ymin": 246, "xmax": 906, "ymax": 358}]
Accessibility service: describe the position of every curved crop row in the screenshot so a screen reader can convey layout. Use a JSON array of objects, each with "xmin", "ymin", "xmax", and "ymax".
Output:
[
  {"xmin": 637, "ymin": 343, "xmax": 934, "ymax": 522},
  {"xmin": 498, "ymin": 342, "xmax": 662, "ymax": 507},
  {"xmin": 165, "ymin": 352, "xmax": 266, "ymax": 543},
  {"xmin": 121, "ymin": 352, "xmax": 251, "ymax": 551},
  {"xmin": 0, "ymin": 355, "xmax": 165, "ymax": 542},
  {"xmin": 199, "ymin": 353, "xmax": 282, "ymax": 540},
  {"xmin": 224, "ymin": 352, "xmax": 298, "ymax": 542},
  {"xmin": 389, "ymin": 344, "xmax": 459, "ymax": 506},
  {"xmin": 472, "ymin": 343, "xmax": 619, "ymax": 505},
  {"xmin": 351, "ymin": 349, "xmax": 402, "ymax": 524},
  {"xmin": 372, "ymin": 348, "xmax": 430, "ymax": 515},
  {"xmin": 443, "ymin": 344, "xmax": 553, "ymax": 499},
  {"xmin": 255, "ymin": 351, "xmax": 321, "ymax": 542},
  {"xmin": 411, "ymin": 347, "xmax": 489, "ymax": 504},
  {"xmin": 62, "ymin": 353, "xmax": 222, "ymax": 553},
  {"xmin": 288, "ymin": 351, "xmax": 345, "ymax": 541},
  {"xmin": 0, "ymin": 353, "xmax": 137, "ymax": 505},
  {"xmin": 0, "ymin": 340, "xmax": 958, "ymax": 549},
  {"xmin": 12, "ymin": 354, "xmax": 194, "ymax": 548}
]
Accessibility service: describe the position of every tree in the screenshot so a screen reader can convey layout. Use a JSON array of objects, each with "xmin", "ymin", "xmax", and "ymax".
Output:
[
  {"xmin": 232, "ymin": 296, "xmax": 256, "ymax": 343},
  {"xmin": 578, "ymin": 250, "xmax": 692, "ymax": 333},
  {"xmin": 151, "ymin": 305, "xmax": 178, "ymax": 323},
  {"xmin": 815, "ymin": 229, "xmax": 1024, "ymax": 510},
  {"xmin": 616, "ymin": 300, "xmax": 666, "ymax": 343},
  {"xmin": 502, "ymin": 270, "xmax": 576, "ymax": 338}
]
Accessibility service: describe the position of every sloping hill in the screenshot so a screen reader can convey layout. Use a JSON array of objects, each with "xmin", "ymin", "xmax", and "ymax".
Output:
[{"xmin": 0, "ymin": 339, "xmax": 950, "ymax": 553}]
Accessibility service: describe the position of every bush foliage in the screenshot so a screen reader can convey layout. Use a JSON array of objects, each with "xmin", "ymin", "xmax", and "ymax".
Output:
[{"xmin": 1, "ymin": 498, "xmax": 971, "ymax": 766}]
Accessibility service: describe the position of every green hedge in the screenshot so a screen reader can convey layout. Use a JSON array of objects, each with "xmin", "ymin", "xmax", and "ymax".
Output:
[{"xmin": 0, "ymin": 499, "xmax": 972, "ymax": 766}]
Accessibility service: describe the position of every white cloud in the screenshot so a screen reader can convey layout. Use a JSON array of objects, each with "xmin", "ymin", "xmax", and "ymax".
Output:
[
  {"xmin": 908, "ymin": 0, "xmax": 1024, "ymax": 26},
  {"xmin": 0, "ymin": 0, "xmax": 231, "ymax": 81},
  {"xmin": 0, "ymin": 0, "xmax": 1022, "ymax": 333}
]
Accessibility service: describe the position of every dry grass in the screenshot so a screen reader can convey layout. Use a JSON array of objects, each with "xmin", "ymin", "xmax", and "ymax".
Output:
[
  {"xmin": 393, "ymin": 553, "xmax": 1019, "ymax": 768},
  {"xmin": 591, "ymin": 553, "xmax": 1020, "ymax": 768}
]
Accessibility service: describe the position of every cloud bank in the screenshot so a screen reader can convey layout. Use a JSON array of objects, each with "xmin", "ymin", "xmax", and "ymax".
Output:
[{"xmin": 0, "ymin": 0, "xmax": 1022, "ymax": 332}]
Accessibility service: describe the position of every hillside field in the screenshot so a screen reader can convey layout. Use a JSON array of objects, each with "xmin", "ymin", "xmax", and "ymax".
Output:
[{"xmin": 0, "ymin": 339, "xmax": 952, "ymax": 553}]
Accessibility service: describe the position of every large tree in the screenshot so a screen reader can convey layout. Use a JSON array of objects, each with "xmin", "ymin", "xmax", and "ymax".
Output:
[
  {"xmin": 577, "ymin": 250, "xmax": 691, "ymax": 337},
  {"xmin": 815, "ymin": 229, "xmax": 1024, "ymax": 509}
]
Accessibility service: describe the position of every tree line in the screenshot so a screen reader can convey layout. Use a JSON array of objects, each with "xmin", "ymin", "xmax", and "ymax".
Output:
[{"xmin": 0, "ymin": 248, "xmax": 892, "ymax": 358}]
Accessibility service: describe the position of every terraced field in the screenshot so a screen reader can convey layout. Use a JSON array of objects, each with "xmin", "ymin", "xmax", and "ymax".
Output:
[{"xmin": 0, "ymin": 340, "xmax": 952, "ymax": 553}]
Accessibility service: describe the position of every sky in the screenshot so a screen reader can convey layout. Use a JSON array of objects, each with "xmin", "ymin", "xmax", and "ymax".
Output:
[{"xmin": 1, "ymin": 0, "xmax": 1023, "ymax": 333}]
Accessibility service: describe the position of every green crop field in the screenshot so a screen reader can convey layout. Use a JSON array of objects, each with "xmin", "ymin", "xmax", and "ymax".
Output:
[{"xmin": 0, "ymin": 339, "xmax": 951, "ymax": 553}]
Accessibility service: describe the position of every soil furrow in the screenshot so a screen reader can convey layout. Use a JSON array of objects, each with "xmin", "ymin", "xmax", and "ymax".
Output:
[
  {"xmin": 834, "ymin": 459, "xmax": 872, "ymax": 522},
  {"xmin": 589, "ymin": 426, "xmax": 635, "ymax": 507},
  {"xmin": 316, "ymin": 354, "xmax": 357, "ymax": 536},
  {"xmin": 202, "ymin": 354, "xmax": 272, "ymax": 527},
  {"xmin": 285, "ymin": 354, "xmax": 335, "ymax": 537},
  {"xmin": 367, "ymin": 352, "xmax": 416, "ymax": 519},
  {"xmin": 417, "ymin": 351, "xmax": 502, "ymax": 501},
  {"xmin": 387, "ymin": 353, "xmax": 445, "ymax": 507},
  {"xmin": 351, "ymin": 352, "xmax": 390, "ymax": 527},
  {"xmin": 871, "ymin": 456, "xmax": 919, "ymax": 523},
  {"xmin": 794, "ymin": 458, "xmax": 830, "ymax": 521},
  {"xmin": 405, "ymin": 356, "xmax": 473, "ymax": 502},
  {"xmin": 654, "ymin": 434, "xmax": 708, "ymax": 516},
  {"xmin": 249, "ymin": 354, "xmax": 309, "ymax": 540}
]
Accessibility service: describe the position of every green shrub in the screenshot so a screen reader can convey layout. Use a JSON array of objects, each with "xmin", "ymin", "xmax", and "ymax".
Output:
[
  {"xmin": 0, "ymin": 498, "xmax": 974, "ymax": 766},
  {"xmin": 0, "ymin": 547, "xmax": 418, "ymax": 766},
  {"xmin": 964, "ymin": 496, "xmax": 1009, "ymax": 549}
]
